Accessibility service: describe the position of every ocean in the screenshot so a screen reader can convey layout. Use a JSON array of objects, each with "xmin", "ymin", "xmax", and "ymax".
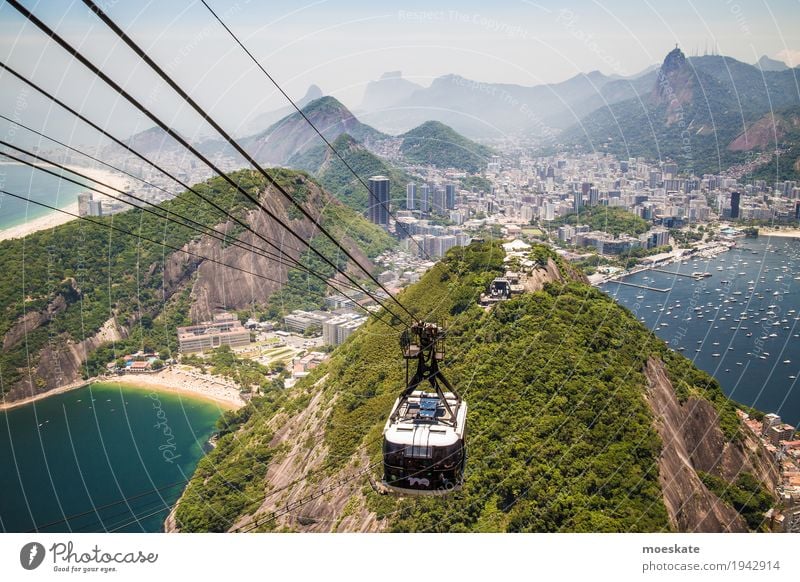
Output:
[
  {"xmin": 602, "ymin": 235, "xmax": 800, "ymax": 426},
  {"xmin": 0, "ymin": 163, "xmax": 89, "ymax": 231},
  {"xmin": 0, "ymin": 383, "xmax": 222, "ymax": 533}
]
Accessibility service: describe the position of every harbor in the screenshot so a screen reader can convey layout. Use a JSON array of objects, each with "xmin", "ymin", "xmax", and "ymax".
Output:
[{"xmin": 601, "ymin": 236, "xmax": 800, "ymax": 426}]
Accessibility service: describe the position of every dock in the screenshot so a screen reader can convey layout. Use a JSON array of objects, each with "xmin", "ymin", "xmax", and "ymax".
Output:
[
  {"xmin": 609, "ymin": 280, "xmax": 671, "ymax": 293},
  {"xmin": 650, "ymin": 268, "xmax": 703, "ymax": 279}
]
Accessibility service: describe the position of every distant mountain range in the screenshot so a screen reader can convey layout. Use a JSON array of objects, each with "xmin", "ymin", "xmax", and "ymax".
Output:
[
  {"xmin": 556, "ymin": 48, "xmax": 800, "ymax": 177},
  {"xmin": 355, "ymin": 69, "xmax": 658, "ymax": 138},
  {"xmin": 104, "ymin": 50, "xmax": 800, "ymax": 182}
]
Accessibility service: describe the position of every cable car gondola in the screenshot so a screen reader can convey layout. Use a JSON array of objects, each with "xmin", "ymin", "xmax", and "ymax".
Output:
[
  {"xmin": 479, "ymin": 277, "xmax": 511, "ymax": 305},
  {"xmin": 382, "ymin": 322, "xmax": 467, "ymax": 495}
]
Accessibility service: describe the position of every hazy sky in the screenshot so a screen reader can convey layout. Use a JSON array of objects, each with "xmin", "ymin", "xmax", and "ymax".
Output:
[{"xmin": 1, "ymin": 0, "xmax": 799, "ymax": 142}]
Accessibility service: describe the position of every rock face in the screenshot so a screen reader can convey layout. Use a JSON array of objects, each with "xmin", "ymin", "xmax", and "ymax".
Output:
[
  {"xmin": 0, "ymin": 174, "xmax": 377, "ymax": 402},
  {"xmin": 643, "ymin": 357, "xmax": 778, "ymax": 532},
  {"xmin": 3, "ymin": 316, "xmax": 125, "ymax": 402},
  {"xmin": 188, "ymin": 179, "xmax": 373, "ymax": 322}
]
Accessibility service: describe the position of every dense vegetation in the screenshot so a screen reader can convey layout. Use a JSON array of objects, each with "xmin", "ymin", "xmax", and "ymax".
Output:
[
  {"xmin": 400, "ymin": 121, "xmax": 494, "ymax": 172},
  {"xmin": 548, "ymin": 206, "xmax": 649, "ymax": 237},
  {"xmin": 699, "ymin": 471, "xmax": 773, "ymax": 530},
  {"xmin": 459, "ymin": 175, "xmax": 493, "ymax": 193},
  {"xmin": 178, "ymin": 240, "xmax": 760, "ymax": 532},
  {"xmin": 290, "ymin": 133, "xmax": 414, "ymax": 213},
  {"xmin": 0, "ymin": 169, "xmax": 391, "ymax": 393}
]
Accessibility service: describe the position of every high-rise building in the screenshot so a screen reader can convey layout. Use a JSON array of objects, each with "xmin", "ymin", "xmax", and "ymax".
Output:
[
  {"xmin": 432, "ymin": 187, "xmax": 446, "ymax": 214},
  {"xmin": 573, "ymin": 190, "xmax": 582, "ymax": 213},
  {"xmin": 419, "ymin": 184, "xmax": 430, "ymax": 214},
  {"xmin": 445, "ymin": 183, "xmax": 456, "ymax": 210},
  {"xmin": 368, "ymin": 176, "xmax": 390, "ymax": 225},
  {"xmin": 730, "ymin": 191, "xmax": 741, "ymax": 219},
  {"xmin": 406, "ymin": 183, "xmax": 416, "ymax": 210},
  {"xmin": 588, "ymin": 187, "xmax": 599, "ymax": 206}
]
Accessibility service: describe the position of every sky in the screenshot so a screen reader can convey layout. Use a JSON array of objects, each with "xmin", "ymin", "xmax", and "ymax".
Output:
[{"xmin": 0, "ymin": 0, "xmax": 799, "ymax": 143}]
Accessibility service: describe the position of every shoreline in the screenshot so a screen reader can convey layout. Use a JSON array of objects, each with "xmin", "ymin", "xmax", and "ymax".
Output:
[
  {"xmin": 761, "ymin": 228, "xmax": 800, "ymax": 239},
  {"xmin": 0, "ymin": 163, "xmax": 133, "ymax": 242},
  {"xmin": 0, "ymin": 367, "xmax": 246, "ymax": 412}
]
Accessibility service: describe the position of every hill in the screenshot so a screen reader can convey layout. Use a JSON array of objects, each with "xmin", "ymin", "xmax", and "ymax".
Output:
[
  {"xmin": 399, "ymin": 121, "xmax": 494, "ymax": 172},
  {"xmin": 0, "ymin": 169, "xmax": 394, "ymax": 403},
  {"xmin": 557, "ymin": 48, "xmax": 800, "ymax": 175},
  {"xmin": 241, "ymin": 96, "xmax": 387, "ymax": 166},
  {"xmin": 549, "ymin": 206, "xmax": 650, "ymax": 237},
  {"xmin": 171, "ymin": 241, "xmax": 777, "ymax": 533},
  {"xmin": 730, "ymin": 107, "xmax": 800, "ymax": 182},
  {"xmin": 289, "ymin": 133, "xmax": 414, "ymax": 213},
  {"xmin": 239, "ymin": 85, "xmax": 324, "ymax": 137},
  {"xmin": 755, "ymin": 55, "xmax": 790, "ymax": 72}
]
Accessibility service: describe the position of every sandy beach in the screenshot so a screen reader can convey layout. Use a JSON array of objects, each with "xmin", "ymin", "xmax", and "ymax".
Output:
[
  {"xmin": 0, "ymin": 366, "xmax": 246, "ymax": 412},
  {"xmin": 108, "ymin": 366, "xmax": 246, "ymax": 410},
  {"xmin": 0, "ymin": 164, "xmax": 133, "ymax": 242},
  {"xmin": 761, "ymin": 228, "xmax": 800, "ymax": 239}
]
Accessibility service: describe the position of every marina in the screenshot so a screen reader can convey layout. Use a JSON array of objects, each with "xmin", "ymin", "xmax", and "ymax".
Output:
[{"xmin": 602, "ymin": 236, "xmax": 800, "ymax": 426}]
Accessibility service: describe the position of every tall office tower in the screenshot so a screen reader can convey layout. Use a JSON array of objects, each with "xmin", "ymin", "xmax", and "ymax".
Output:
[
  {"xmin": 445, "ymin": 183, "xmax": 456, "ymax": 210},
  {"xmin": 588, "ymin": 187, "xmax": 599, "ymax": 206},
  {"xmin": 730, "ymin": 191, "xmax": 741, "ymax": 219},
  {"xmin": 573, "ymin": 190, "xmax": 582, "ymax": 213},
  {"xmin": 406, "ymin": 183, "xmax": 416, "ymax": 210},
  {"xmin": 433, "ymin": 187, "xmax": 446, "ymax": 214},
  {"xmin": 419, "ymin": 184, "xmax": 430, "ymax": 214},
  {"xmin": 368, "ymin": 176, "xmax": 390, "ymax": 225}
]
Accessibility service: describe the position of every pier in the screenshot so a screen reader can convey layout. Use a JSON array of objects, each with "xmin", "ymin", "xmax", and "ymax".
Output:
[
  {"xmin": 650, "ymin": 268, "xmax": 703, "ymax": 279},
  {"xmin": 609, "ymin": 280, "xmax": 671, "ymax": 293}
]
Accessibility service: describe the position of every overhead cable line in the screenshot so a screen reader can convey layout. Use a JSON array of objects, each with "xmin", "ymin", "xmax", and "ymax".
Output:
[
  {"xmin": 0, "ymin": 184, "xmax": 391, "ymax": 330},
  {"xmin": 0, "ymin": 62, "xmax": 344, "ymax": 289},
  {"xmin": 79, "ymin": 0, "xmax": 413, "ymax": 320},
  {"xmin": 25, "ymin": 478, "xmax": 188, "ymax": 533},
  {"xmin": 5, "ymin": 1, "xmax": 410, "ymax": 324},
  {"xmin": 199, "ymin": 0, "xmax": 434, "ymax": 262},
  {"xmin": 0, "ymin": 139, "xmax": 376, "ymax": 299}
]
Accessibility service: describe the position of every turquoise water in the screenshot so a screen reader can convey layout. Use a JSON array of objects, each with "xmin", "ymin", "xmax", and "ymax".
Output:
[
  {"xmin": 0, "ymin": 163, "xmax": 90, "ymax": 230},
  {"xmin": 602, "ymin": 236, "xmax": 800, "ymax": 426},
  {"xmin": 0, "ymin": 383, "xmax": 222, "ymax": 532}
]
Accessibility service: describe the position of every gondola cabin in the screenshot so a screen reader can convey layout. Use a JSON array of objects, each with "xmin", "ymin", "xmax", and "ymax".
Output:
[
  {"xmin": 383, "ymin": 391, "xmax": 467, "ymax": 494},
  {"xmin": 479, "ymin": 277, "xmax": 511, "ymax": 305},
  {"xmin": 382, "ymin": 322, "xmax": 467, "ymax": 495}
]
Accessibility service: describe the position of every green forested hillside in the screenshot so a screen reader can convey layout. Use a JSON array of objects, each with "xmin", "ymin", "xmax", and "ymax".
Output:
[
  {"xmin": 289, "ymin": 133, "xmax": 413, "ymax": 212},
  {"xmin": 400, "ymin": 121, "xmax": 494, "ymax": 172},
  {"xmin": 175, "ymin": 241, "xmax": 747, "ymax": 533},
  {"xmin": 0, "ymin": 169, "xmax": 392, "ymax": 394}
]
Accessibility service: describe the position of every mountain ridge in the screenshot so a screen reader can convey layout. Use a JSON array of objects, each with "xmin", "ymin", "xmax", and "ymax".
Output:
[{"xmin": 170, "ymin": 241, "xmax": 778, "ymax": 533}]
